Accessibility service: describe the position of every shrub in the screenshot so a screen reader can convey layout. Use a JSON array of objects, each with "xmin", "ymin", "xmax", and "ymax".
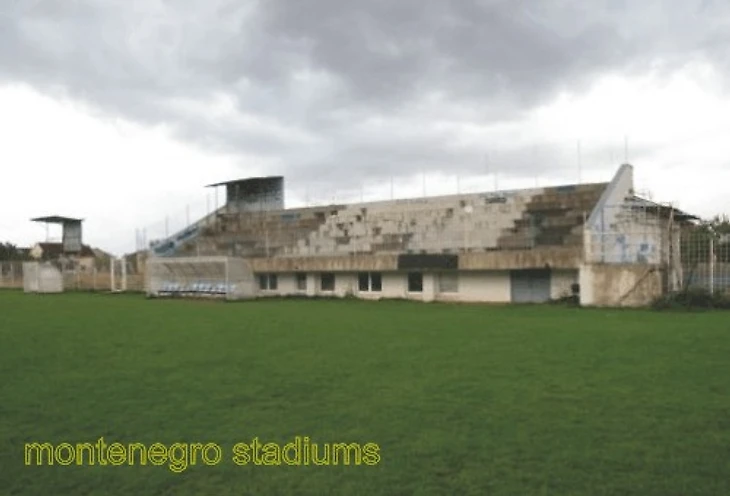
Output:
[
  {"xmin": 549, "ymin": 293, "xmax": 579, "ymax": 306},
  {"xmin": 652, "ymin": 288, "xmax": 730, "ymax": 311}
]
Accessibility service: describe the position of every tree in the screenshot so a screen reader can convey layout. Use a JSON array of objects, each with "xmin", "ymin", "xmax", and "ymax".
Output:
[{"xmin": 0, "ymin": 242, "xmax": 31, "ymax": 261}]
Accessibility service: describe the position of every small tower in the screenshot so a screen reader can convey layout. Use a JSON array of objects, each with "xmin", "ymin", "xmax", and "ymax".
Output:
[{"xmin": 31, "ymin": 216, "xmax": 84, "ymax": 254}]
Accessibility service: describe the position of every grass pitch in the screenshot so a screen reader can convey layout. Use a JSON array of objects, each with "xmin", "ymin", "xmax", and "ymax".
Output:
[{"xmin": 1, "ymin": 291, "xmax": 730, "ymax": 495}]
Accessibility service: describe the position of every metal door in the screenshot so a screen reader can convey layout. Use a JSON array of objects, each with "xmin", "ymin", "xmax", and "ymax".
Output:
[{"xmin": 510, "ymin": 269, "xmax": 551, "ymax": 303}]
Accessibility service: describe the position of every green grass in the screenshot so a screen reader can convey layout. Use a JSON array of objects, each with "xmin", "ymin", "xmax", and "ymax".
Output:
[{"xmin": 2, "ymin": 291, "xmax": 730, "ymax": 495}]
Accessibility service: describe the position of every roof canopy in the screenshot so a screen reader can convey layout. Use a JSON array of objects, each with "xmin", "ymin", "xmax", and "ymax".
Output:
[
  {"xmin": 205, "ymin": 176, "xmax": 283, "ymax": 188},
  {"xmin": 31, "ymin": 216, "xmax": 83, "ymax": 224}
]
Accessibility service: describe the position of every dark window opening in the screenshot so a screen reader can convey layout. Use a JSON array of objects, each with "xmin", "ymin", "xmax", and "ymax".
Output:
[
  {"xmin": 358, "ymin": 273, "xmax": 369, "ymax": 292},
  {"xmin": 320, "ymin": 273, "xmax": 335, "ymax": 291},
  {"xmin": 258, "ymin": 273, "xmax": 278, "ymax": 291},
  {"xmin": 358, "ymin": 272, "xmax": 382, "ymax": 292},
  {"xmin": 371, "ymin": 273, "xmax": 382, "ymax": 292},
  {"xmin": 408, "ymin": 272, "xmax": 423, "ymax": 292}
]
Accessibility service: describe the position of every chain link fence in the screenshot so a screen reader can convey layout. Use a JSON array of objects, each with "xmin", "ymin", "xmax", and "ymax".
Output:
[{"xmin": 680, "ymin": 229, "xmax": 730, "ymax": 294}]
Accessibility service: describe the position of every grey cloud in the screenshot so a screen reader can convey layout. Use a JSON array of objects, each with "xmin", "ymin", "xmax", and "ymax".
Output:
[{"xmin": 0, "ymin": 0, "xmax": 727, "ymax": 192}]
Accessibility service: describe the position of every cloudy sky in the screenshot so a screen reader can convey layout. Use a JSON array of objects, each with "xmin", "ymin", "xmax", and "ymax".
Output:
[{"xmin": 1, "ymin": 0, "xmax": 729, "ymax": 255}]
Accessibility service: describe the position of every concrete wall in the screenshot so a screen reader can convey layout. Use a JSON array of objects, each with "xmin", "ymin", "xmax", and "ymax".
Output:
[
  {"xmin": 250, "ymin": 269, "xmax": 580, "ymax": 303},
  {"xmin": 459, "ymin": 246, "xmax": 582, "ymax": 270},
  {"xmin": 585, "ymin": 163, "xmax": 635, "ymax": 263},
  {"xmin": 579, "ymin": 263, "xmax": 663, "ymax": 307},
  {"xmin": 23, "ymin": 262, "xmax": 63, "ymax": 293},
  {"xmin": 551, "ymin": 269, "xmax": 579, "ymax": 299},
  {"xmin": 588, "ymin": 212, "xmax": 670, "ymax": 265},
  {"xmin": 257, "ymin": 273, "xmax": 299, "ymax": 297},
  {"xmin": 435, "ymin": 271, "xmax": 511, "ymax": 303},
  {"xmin": 250, "ymin": 247, "xmax": 582, "ymax": 274},
  {"xmin": 252, "ymin": 254, "xmax": 399, "ymax": 273},
  {"xmin": 586, "ymin": 164, "xmax": 634, "ymax": 233},
  {"xmin": 252, "ymin": 270, "xmax": 514, "ymax": 303}
]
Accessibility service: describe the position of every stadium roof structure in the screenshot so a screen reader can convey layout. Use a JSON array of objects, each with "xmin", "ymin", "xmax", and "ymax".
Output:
[
  {"xmin": 31, "ymin": 216, "xmax": 84, "ymax": 224},
  {"xmin": 205, "ymin": 176, "xmax": 284, "ymax": 188}
]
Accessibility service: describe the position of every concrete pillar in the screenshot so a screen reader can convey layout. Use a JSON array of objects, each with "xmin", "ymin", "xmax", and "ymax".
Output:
[
  {"xmin": 306, "ymin": 273, "xmax": 317, "ymax": 297},
  {"xmin": 423, "ymin": 273, "xmax": 437, "ymax": 303},
  {"xmin": 578, "ymin": 264, "xmax": 595, "ymax": 306}
]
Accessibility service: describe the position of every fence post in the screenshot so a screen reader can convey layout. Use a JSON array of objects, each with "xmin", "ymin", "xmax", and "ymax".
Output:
[
  {"xmin": 122, "ymin": 258, "xmax": 128, "ymax": 292},
  {"xmin": 709, "ymin": 236, "xmax": 715, "ymax": 295},
  {"xmin": 111, "ymin": 258, "xmax": 116, "ymax": 292}
]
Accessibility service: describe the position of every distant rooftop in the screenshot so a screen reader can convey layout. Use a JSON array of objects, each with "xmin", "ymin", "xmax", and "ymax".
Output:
[{"xmin": 34, "ymin": 242, "xmax": 95, "ymax": 258}]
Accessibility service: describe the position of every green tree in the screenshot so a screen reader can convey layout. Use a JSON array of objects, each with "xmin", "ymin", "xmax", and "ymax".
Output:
[{"xmin": 0, "ymin": 242, "xmax": 32, "ymax": 261}]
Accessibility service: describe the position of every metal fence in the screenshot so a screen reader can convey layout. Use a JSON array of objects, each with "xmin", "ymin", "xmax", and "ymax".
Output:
[
  {"xmin": 680, "ymin": 229, "xmax": 730, "ymax": 294},
  {"xmin": 0, "ymin": 256, "xmax": 146, "ymax": 293},
  {"xmin": 0, "ymin": 261, "xmax": 24, "ymax": 289}
]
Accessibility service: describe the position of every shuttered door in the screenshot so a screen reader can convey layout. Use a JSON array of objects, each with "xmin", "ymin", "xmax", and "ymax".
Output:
[{"xmin": 510, "ymin": 269, "xmax": 552, "ymax": 303}]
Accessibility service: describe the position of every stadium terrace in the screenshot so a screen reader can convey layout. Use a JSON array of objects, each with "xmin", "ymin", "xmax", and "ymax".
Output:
[{"xmin": 142, "ymin": 164, "xmax": 698, "ymax": 307}]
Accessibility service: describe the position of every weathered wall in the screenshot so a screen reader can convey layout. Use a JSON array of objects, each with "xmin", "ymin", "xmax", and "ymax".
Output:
[
  {"xmin": 435, "ymin": 271, "xmax": 511, "ymax": 303},
  {"xmin": 579, "ymin": 263, "xmax": 663, "ymax": 307},
  {"xmin": 251, "ymin": 247, "xmax": 582, "ymax": 273},
  {"xmin": 585, "ymin": 164, "xmax": 634, "ymax": 233},
  {"xmin": 459, "ymin": 246, "xmax": 582, "ymax": 270},
  {"xmin": 251, "ymin": 268, "xmax": 574, "ymax": 303},
  {"xmin": 550, "ymin": 269, "xmax": 579, "ymax": 299},
  {"xmin": 251, "ymin": 254, "xmax": 399, "ymax": 273}
]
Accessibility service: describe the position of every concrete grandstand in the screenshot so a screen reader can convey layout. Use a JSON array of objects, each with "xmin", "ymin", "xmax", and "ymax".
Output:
[{"xmin": 145, "ymin": 164, "xmax": 697, "ymax": 306}]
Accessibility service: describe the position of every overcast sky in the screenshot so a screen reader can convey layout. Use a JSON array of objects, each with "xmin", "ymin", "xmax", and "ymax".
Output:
[{"xmin": 1, "ymin": 0, "xmax": 730, "ymax": 255}]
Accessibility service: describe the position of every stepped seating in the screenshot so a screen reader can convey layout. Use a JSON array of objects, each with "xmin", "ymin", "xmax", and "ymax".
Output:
[
  {"xmin": 193, "ymin": 207, "xmax": 340, "ymax": 257},
  {"xmin": 497, "ymin": 183, "xmax": 606, "ymax": 250},
  {"xmin": 181, "ymin": 183, "xmax": 607, "ymax": 257},
  {"xmin": 296, "ymin": 191, "xmax": 535, "ymax": 255}
]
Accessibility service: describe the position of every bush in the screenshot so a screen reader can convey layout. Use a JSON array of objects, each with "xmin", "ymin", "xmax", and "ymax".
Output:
[
  {"xmin": 549, "ymin": 293, "xmax": 580, "ymax": 306},
  {"xmin": 652, "ymin": 288, "xmax": 730, "ymax": 311}
]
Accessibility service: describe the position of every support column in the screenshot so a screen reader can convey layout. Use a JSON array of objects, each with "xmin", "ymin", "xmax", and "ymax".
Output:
[{"xmin": 423, "ymin": 273, "xmax": 437, "ymax": 303}]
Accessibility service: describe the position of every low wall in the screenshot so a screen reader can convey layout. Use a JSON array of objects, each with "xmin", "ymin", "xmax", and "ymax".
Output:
[{"xmin": 580, "ymin": 263, "xmax": 664, "ymax": 307}]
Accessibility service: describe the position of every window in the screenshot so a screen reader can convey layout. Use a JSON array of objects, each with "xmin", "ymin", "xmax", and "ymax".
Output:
[
  {"xmin": 358, "ymin": 272, "xmax": 382, "ymax": 292},
  {"xmin": 320, "ymin": 272, "xmax": 335, "ymax": 291},
  {"xmin": 407, "ymin": 272, "xmax": 423, "ymax": 292},
  {"xmin": 358, "ymin": 273, "xmax": 369, "ymax": 292},
  {"xmin": 296, "ymin": 273, "xmax": 307, "ymax": 291},
  {"xmin": 371, "ymin": 272, "xmax": 382, "ymax": 292},
  {"xmin": 438, "ymin": 272, "xmax": 458, "ymax": 293},
  {"xmin": 258, "ymin": 273, "xmax": 278, "ymax": 291}
]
